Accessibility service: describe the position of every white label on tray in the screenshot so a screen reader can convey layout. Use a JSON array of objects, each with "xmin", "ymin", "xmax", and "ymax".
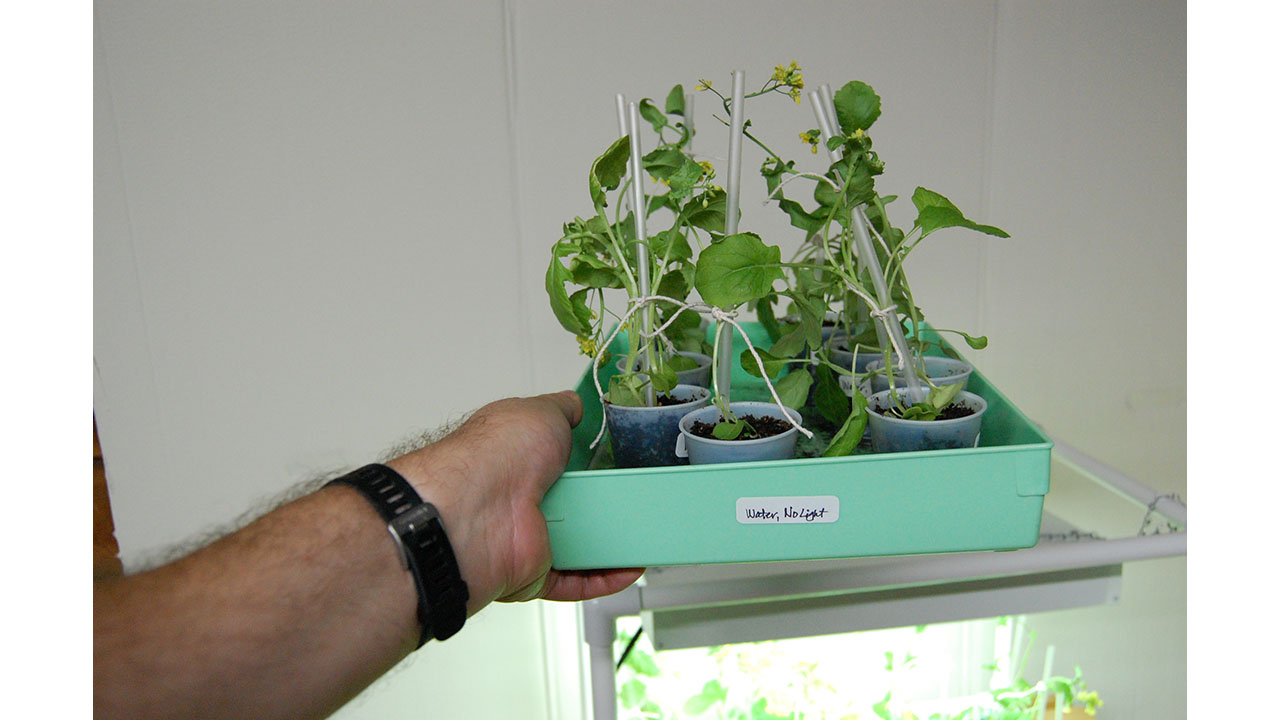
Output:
[{"xmin": 736, "ymin": 496, "xmax": 839, "ymax": 524}]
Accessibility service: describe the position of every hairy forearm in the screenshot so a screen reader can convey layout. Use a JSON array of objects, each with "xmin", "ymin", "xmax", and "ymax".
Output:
[
  {"xmin": 94, "ymin": 485, "xmax": 419, "ymax": 720},
  {"xmin": 93, "ymin": 391, "xmax": 642, "ymax": 720}
]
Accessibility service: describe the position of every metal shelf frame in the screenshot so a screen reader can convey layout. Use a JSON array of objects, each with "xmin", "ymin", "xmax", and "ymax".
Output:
[{"xmin": 579, "ymin": 436, "xmax": 1187, "ymax": 720}]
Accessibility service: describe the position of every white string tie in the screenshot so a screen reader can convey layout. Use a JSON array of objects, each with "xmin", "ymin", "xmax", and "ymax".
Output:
[
  {"xmin": 588, "ymin": 295, "xmax": 813, "ymax": 450},
  {"xmin": 868, "ymin": 303, "xmax": 912, "ymax": 372}
]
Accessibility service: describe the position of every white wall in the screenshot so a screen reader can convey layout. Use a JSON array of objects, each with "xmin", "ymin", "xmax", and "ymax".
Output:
[{"xmin": 94, "ymin": 1, "xmax": 1186, "ymax": 718}]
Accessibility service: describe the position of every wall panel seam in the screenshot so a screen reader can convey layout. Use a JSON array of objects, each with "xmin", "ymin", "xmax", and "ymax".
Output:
[
  {"xmin": 500, "ymin": 0, "xmax": 536, "ymax": 396},
  {"xmin": 977, "ymin": 0, "xmax": 1003, "ymax": 337},
  {"xmin": 94, "ymin": 11, "xmax": 172, "ymax": 551}
]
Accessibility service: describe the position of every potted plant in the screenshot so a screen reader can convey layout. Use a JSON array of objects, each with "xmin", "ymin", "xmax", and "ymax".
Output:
[
  {"xmin": 671, "ymin": 67, "xmax": 814, "ymax": 465},
  {"xmin": 675, "ymin": 228, "xmax": 807, "ymax": 465},
  {"xmin": 751, "ymin": 77, "xmax": 1009, "ymax": 454},
  {"xmin": 545, "ymin": 85, "xmax": 731, "ymax": 467}
]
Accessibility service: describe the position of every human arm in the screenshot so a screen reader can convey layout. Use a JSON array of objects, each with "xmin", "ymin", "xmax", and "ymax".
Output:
[{"xmin": 93, "ymin": 390, "xmax": 643, "ymax": 720}]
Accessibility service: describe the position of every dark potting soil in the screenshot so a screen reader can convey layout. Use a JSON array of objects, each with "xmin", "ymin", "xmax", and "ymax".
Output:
[
  {"xmin": 604, "ymin": 393, "xmax": 692, "ymax": 408},
  {"xmin": 880, "ymin": 403, "xmax": 975, "ymax": 421},
  {"xmin": 689, "ymin": 414, "xmax": 793, "ymax": 441},
  {"xmin": 654, "ymin": 393, "xmax": 691, "ymax": 407}
]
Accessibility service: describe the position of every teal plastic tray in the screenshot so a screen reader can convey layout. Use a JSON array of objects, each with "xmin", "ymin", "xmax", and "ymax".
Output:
[{"xmin": 541, "ymin": 323, "xmax": 1051, "ymax": 570}]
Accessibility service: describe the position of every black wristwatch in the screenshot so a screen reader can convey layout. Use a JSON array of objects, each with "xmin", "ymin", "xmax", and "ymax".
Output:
[{"xmin": 328, "ymin": 464, "xmax": 469, "ymax": 646}]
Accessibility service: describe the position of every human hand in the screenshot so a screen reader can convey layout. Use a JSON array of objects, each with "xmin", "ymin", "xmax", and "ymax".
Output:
[{"xmin": 387, "ymin": 390, "xmax": 643, "ymax": 615}]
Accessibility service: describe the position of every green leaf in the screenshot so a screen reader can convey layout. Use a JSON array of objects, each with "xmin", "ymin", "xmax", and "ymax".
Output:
[
  {"xmin": 638, "ymin": 99, "xmax": 668, "ymax": 131},
  {"xmin": 928, "ymin": 382, "xmax": 964, "ymax": 409},
  {"xmin": 642, "ymin": 148, "xmax": 687, "ymax": 179},
  {"xmin": 833, "ymin": 81, "xmax": 882, "ymax": 134},
  {"xmin": 777, "ymin": 198, "xmax": 822, "ymax": 233},
  {"xmin": 590, "ymin": 135, "xmax": 632, "ymax": 207},
  {"xmin": 822, "ymin": 389, "xmax": 867, "ymax": 457},
  {"xmin": 959, "ymin": 331, "xmax": 988, "ymax": 349},
  {"xmin": 620, "ymin": 679, "xmax": 647, "ymax": 709},
  {"xmin": 911, "ymin": 187, "xmax": 1010, "ymax": 239},
  {"xmin": 686, "ymin": 188, "xmax": 727, "ymax": 233},
  {"xmin": 740, "ymin": 347, "xmax": 784, "ymax": 378},
  {"xmin": 814, "ymin": 364, "xmax": 850, "ymax": 426},
  {"xmin": 625, "ymin": 648, "xmax": 661, "ymax": 677},
  {"xmin": 651, "ymin": 228, "xmax": 693, "ymax": 263},
  {"xmin": 694, "ymin": 232, "xmax": 784, "ymax": 308},
  {"xmin": 872, "ymin": 691, "xmax": 893, "ymax": 720},
  {"xmin": 755, "ymin": 293, "xmax": 782, "ymax": 343},
  {"xmin": 768, "ymin": 325, "xmax": 808, "ymax": 361},
  {"xmin": 712, "ymin": 418, "xmax": 749, "ymax": 440},
  {"xmin": 655, "ymin": 268, "xmax": 690, "ymax": 301},
  {"xmin": 760, "ymin": 158, "xmax": 795, "ymax": 198},
  {"xmin": 647, "ymin": 363, "xmax": 678, "ymax": 393},
  {"xmin": 661, "ymin": 306, "xmax": 704, "ymax": 351},
  {"xmin": 568, "ymin": 288, "xmax": 594, "ymax": 332},
  {"xmin": 665, "ymin": 156, "xmax": 705, "ymax": 199},
  {"xmin": 608, "ymin": 373, "xmax": 646, "ymax": 407},
  {"xmin": 665, "ymin": 84, "xmax": 686, "ymax": 116},
  {"xmin": 790, "ymin": 293, "xmax": 825, "ymax": 351},
  {"xmin": 569, "ymin": 254, "xmax": 624, "ymax": 289},
  {"xmin": 666, "ymin": 354, "xmax": 699, "ymax": 372},
  {"xmin": 545, "ymin": 253, "xmax": 591, "ymax": 336},
  {"xmin": 776, "ymin": 369, "xmax": 813, "ymax": 409},
  {"xmin": 682, "ymin": 694, "xmax": 716, "ymax": 716},
  {"xmin": 683, "ymin": 681, "xmax": 728, "ymax": 715}
]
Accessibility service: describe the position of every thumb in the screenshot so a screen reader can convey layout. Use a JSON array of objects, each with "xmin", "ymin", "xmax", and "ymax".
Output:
[{"xmin": 540, "ymin": 389, "xmax": 584, "ymax": 429}]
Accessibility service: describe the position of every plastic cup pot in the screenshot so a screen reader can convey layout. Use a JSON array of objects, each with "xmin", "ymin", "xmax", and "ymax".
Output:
[
  {"xmin": 865, "ymin": 388, "xmax": 988, "ymax": 453},
  {"xmin": 837, "ymin": 373, "xmax": 874, "ymax": 399},
  {"xmin": 864, "ymin": 355, "xmax": 973, "ymax": 395},
  {"xmin": 605, "ymin": 384, "xmax": 712, "ymax": 468},
  {"xmin": 674, "ymin": 401, "xmax": 803, "ymax": 465},
  {"xmin": 826, "ymin": 333, "xmax": 881, "ymax": 374},
  {"xmin": 615, "ymin": 351, "xmax": 712, "ymax": 388}
]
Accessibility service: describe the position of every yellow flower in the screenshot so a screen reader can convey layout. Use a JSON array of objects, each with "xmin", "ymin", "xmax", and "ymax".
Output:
[
  {"xmin": 1078, "ymin": 691, "xmax": 1102, "ymax": 716},
  {"xmin": 577, "ymin": 335, "xmax": 599, "ymax": 357},
  {"xmin": 695, "ymin": 78, "xmax": 712, "ymax": 91},
  {"xmin": 773, "ymin": 61, "xmax": 805, "ymax": 92},
  {"xmin": 697, "ymin": 160, "xmax": 716, "ymax": 179}
]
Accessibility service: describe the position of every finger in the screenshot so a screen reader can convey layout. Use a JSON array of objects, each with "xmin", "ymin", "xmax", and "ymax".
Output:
[
  {"xmin": 540, "ymin": 389, "xmax": 584, "ymax": 429},
  {"xmin": 537, "ymin": 567, "xmax": 645, "ymax": 602}
]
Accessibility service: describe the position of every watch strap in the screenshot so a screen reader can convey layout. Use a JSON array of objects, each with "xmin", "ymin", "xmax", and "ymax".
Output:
[{"xmin": 329, "ymin": 464, "xmax": 469, "ymax": 646}]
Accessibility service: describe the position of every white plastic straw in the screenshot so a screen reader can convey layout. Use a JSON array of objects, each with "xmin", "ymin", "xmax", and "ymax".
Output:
[
  {"xmin": 808, "ymin": 91, "xmax": 923, "ymax": 403},
  {"xmin": 615, "ymin": 93, "xmax": 628, "ymax": 136},
  {"xmin": 714, "ymin": 70, "xmax": 747, "ymax": 401},
  {"xmin": 1035, "ymin": 645, "xmax": 1055, "ymax": 720},
  {"xmin": 684, "ymin": 92, "xmax": 694, "ymax": 152},
  {"xmin": 626, "ymin": 102, "xmax": 657, "ymax": 406},
  {"xmin": 819, "ymin": 83, "xmax": 839, "ymax": 141}
]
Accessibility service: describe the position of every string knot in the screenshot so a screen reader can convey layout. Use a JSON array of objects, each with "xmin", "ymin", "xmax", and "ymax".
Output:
[
  {"xmin": 869, "ymin": 304, "xmax": 897, "ymax": 320},
  {"xmin": 709, "ymin": 307, "xmax": 738, "ymax": 323}
]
